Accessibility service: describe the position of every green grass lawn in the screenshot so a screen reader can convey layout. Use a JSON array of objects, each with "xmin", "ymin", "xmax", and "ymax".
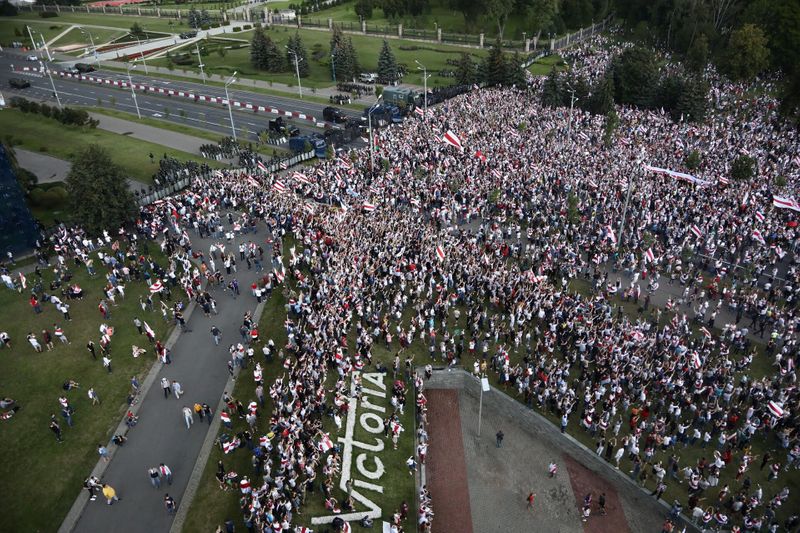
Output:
[
  {"xmin": 6, "ymin": 13, "xmax": 188, "ymax": 35},
  {"xmin": 50, "ymin": 25, "xmax": 129, "ymax": 50},
  {"xmin": 182, "ymin": 239, "xmax": 415, "ymax": 532},
  {"xmin": 528, "ymin": 53, "xmax": 566, "ymax": 76},
  {"xmin": 0, "ymin": 18, "xmax": 72, "ymax": 47},
  {"xmin": 153, "ymin": 26, "xmax": 487, "ymax": 88},
  {"xmin": 0, "ymin": 108, "xmax": 225, "ymax": 184},
  {"xmin": 0, "ymin": 244, "xmax": 173, "ymax": 532},
  {"xmin": 145, "ymin": 0, "xmax": 244, "ymax": 10}
]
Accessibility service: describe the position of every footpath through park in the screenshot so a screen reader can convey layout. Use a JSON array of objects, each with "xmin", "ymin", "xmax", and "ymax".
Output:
[{"xmin": 61, "ymin": 221, "xmax": 273, "ymax": 533}]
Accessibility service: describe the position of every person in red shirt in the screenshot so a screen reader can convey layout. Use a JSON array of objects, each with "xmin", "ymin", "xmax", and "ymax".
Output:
[
  {"xmin": 527, "ymin": 492, "xmax": 536, "ymax": 511},
  {"xmin": 30, "ymin": 295, "xmax": 42, "ymax": 314}
]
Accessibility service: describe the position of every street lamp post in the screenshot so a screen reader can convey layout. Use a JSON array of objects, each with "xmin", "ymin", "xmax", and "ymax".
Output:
[
  {"xmin": 617, "ymin": 152, "xmax": 644, "ymax": 255},
  {"xmin": 196, "ymin": 42, "xmax": 206, "ymax": 84},
  {"xmin": 286, "ymin": 47, "xmax": 302, "ymax": 99},
  {"xmin": 415, "ymin": 59, "xmax": 429, "ymax": 118},
  {"xmin": 224, "ymin": 71, "xmax": 238, "ymax": 141},
  {"xmin": 565, "ymin": 82, "xmax": 578, "ymax": 139},
  {"xmin": 41, "ymin": 61, "xmax": 62, "ymax": 109},
  {"xmin": 134, "ymin": 34, "xmax": 149, "ymax": 74},
  {"xmin": 79, "ymin": 27, "xmax": 99, "ymax": 65},
  {"xmin": 331, "ymin": 46, "xmax": 337, "ymax": 83},
  {"xmin": 28, "ymin": 27, "xmax": 53, "ymax": 62},
  {"xmin": 367, "ymin": 94, "xmax": 382, "ymax": 174},
  {"xmin": 126, "ymin": 63, "xmax": 141, "ymax": 119},
  {"xmin": 25, "ymin": 26, "xmax": 40, "ymax": 59}
]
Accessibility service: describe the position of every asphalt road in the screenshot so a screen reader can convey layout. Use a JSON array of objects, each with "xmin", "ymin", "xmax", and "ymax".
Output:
[
  {"xmin": 0, "ymin": 52, "xmax": 353, "ymax": 143},
  {"xmin": 72, "ymin": 223, "xmax": 274, "ymax": 533}
]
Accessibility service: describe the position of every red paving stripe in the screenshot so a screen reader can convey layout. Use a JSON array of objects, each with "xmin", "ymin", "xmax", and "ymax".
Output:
[
  {"xmin": 426, "ymin": 389, "xmax": 474, "ymax": 533},
  {"xmin": 563, "ymin": 454, "xmax": 631, "ymax": 533}
]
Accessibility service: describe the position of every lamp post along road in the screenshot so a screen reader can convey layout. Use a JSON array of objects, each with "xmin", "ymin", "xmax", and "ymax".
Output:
[
  {"xmin": 367, "ymin": 94, "xmax": 382, "ymax": 174},
  {"xmin": 135, "ymin": 34, "xmax": 149, "ymax": 74},
  {"xmin": 415, "ymin": 59, "xmax": 429, "ymax": 117},
  {"xmin": 79, "ymin": 27, "xmax": 98, "ymax": 65},
  {"xmin": 25, "ymin": 26, "xmax": 40, "ymax": 60},
  {"xmin": 286, "ymin": 48, "xmax": 303, "ymax": 99},
  {"xmin": 41, "ymin": 61, "xmax": 62, "ymax": 109},
  {"xmin": 196, "ymin": 42, "xmax": 206, "ymax": 84},
  {"xmin": 225, "ymin": 71, "xmax": 238, "ymax": 141},
  {"xmin": 127, "ymin": 63, "xmax": 141, "ymax": 119}
]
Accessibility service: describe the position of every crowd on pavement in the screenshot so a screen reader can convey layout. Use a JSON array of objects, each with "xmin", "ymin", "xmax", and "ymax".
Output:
[{"xmin": 4, "ymin": 31, "xmax": 800, "ymax": 532}]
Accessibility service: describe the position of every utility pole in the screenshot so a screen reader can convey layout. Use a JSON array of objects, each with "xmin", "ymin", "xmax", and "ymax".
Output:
[
  {"xmin": 196, "ymin": 42, "xmax": 206, "ymax": 84},
  {"xmin": 286, "ymin": 47, "xmax": 302, "ymax": 98},
  {"xmin": 79, "ymin": 27, "xmax": 98, "ymax": 65},
  {"xmin": 126, "ymin": 63, "xmax": 141, "ymax": 119},
  {"xmin": 25, "ymin": 26, "xmax": 40, "ymax": 59},
  {"xmin": 224, "ymin": 71, "xmax": 238, "ymax": 141},
  {"xmin": 41, "ymin": 61, "xmax": 62, "ymax": 109},
  {"xmin": 331, "ymin": 46, "xmax": 337, "ymax": 83},
  {"xmin": 617, "ymin": 152, "xmax": 644, "ymax": 255},
  {"xmin": 135, "ymin": 34, "xmax": 149, "ymax": 74},
  {"xmin": 367, "ymin": 94, "xmax": 382, "ymax": 174},
  {"xmin": 415, "ymin": 59, "xmax": 429, "ymax": 118}
]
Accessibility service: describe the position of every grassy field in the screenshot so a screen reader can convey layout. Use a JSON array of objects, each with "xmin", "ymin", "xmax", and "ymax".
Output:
[
  {"xmin": 50, "ymin": 25, "xmax": 129, "ymax": 50},
  {"xmin": 0, "ymin": 108, "xmax": 225, "ymax": 183},
  {"xmin": 0, "ymin": 245, "xmax": 173, "ymax": 532},
  {"xmin": 0, "ymin": 19, "xmax": 72, "ymax": 47},
  {"xmin": 6, "ymin": 13, "xmax": 188, "ymax": 35},
  {"xmin": 182, "ymin": 239, "xmax": 415, "ymax": 532},
  {"xmin": 528, "ymin": 53, "xmax": 566, "ymax": 76},
  {"xmin": 152, "ymin": 26, "xmax": 487, "ymax": 88}
]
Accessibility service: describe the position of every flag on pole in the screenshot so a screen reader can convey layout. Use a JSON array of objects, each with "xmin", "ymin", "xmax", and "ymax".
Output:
[
  {"xmin": 752, "ymin": 229, "xmax": 765, "ymax": 244},
  {"xmin": 414, "ymin": 106, "xmax": 424, "ymax": 117},
  {"xmin": 690, "ymin": 225, "xmax": 703, "ymax": 238},
  {"xmin": 272, "ymin": 180, "xmax": 286, "ymax": 193},
  {"xmin": 755, "ymin": 211, "xmax": 765, "ymax": 222},
  {"xmin": 247, "ymin": 175, "xmax": 260, "ymax": 188},
  {"xmin": 144, "ymin": 321, "xmax": 155, "ymax": 338},
  {"xmin": 257, "ymin": 160, "xmax": 268, "ymax": 173},
  {"xmin": 149, "ymin": 280, "xmax": 163, "ymax": 293},
  {"xmin": 362, "ymin": 202, "xmax": 376, "ymax": 212},
  {"xmin": 292, "ymin": 171, "xmax": 311, "ymax": 185},
  {"xmin": 441, "ymin": 130, "xmax": 463, "ymax": 151},
  {"xmin": 605, "ymin": 225, "xmax": 617, "ymax": 244},
  {"xmin": 18, "ymin": 272, "xmax": 26, "ymax": 289},
  {"xmin": 435, "ymin": 245, "xmax": 445, "ymax": 261},
  {"xmin": 474, "ymin": 150, "xmax": 487, "ymax": 162},
  {"xmin": 645, "ymin": 248, "xmax": 655, "ymax": 263}
]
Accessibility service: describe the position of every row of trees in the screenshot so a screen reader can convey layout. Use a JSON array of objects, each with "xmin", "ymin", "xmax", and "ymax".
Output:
[
  {"xmin": 541, "ymin": 46, "xmax": 709, "ymax": 123},
  {"xmin": 330, "ymin": 26, "xmax": 361, "ymax": 82},
  {"xmin": 11, "ymin": 98, "xmax": 100, "ymax": 128},
  {"xmin": 614, "ymin": 0, "xmax": 800, "ymax": 126},
  {"xmin": 250, "ymin": 27, "xmax": 310, "ymax": 76},
  {"xmin": 187, "ymin": 6, "xmax": 212, "ymax": 29},
  {"xmin": 449, "ymin": 42, "xmax": 527, "ymax": 87}
]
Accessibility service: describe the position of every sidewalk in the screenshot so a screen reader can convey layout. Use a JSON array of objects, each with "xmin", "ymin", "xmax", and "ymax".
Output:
[{"xmin": 63, "ymin": 223, "xmax": 274, "ymax": 533}]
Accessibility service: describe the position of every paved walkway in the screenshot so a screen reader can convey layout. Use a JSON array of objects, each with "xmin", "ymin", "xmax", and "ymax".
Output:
[
  {"xmin": 425, "ymin": 369, "xmax": 673, "ymax": 533},
  {"xmin": 65, "ymin": 223, "xmax": 272, "ymax": 533},
  {"xmin": 15, "ymin": 148, "xmax": 72, "ymax": 183},
  {"xmin": 89, "ymin": 112, "xmax": 213, "ymax": 155}
]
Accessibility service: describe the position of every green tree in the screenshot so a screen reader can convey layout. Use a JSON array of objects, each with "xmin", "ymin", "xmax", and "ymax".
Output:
[
  {"xmin": 506, "ymin": 52, "xmax": 526, "ymax": 87},
  {"xmin": 684, "ymin": 149, "xmax": 702, "ymax": 170},
  {"xmin": 187, "ymin": 6, "xmax": 201, "ymax": 28},
  {"xmin": 130, "ymin": 22, "xmax": 144, "ymax": 36},
  {"xmin": 675, "ymin": 75, "xmax": 709, "ymax": 123},
  {"xmin": 286, "ymin": 33, "xmax": 309, "ymax": 77},
  {"xmin": 0, "ymin": 0, "xmax": 19, "ymax": 16},
  {"xmin": 611, "ymin": 46, "xmax": 658, "ymax": 108},
  {"xmin": 541, "ymin": 66, "xmax": 561, "ymax": 108},
  {"xmin": 447, "ymin": 0, "xmax": 483, "ymax": 29},
  {"xmin": 590, "ymin": 70, "xmax": 614, "ymax": 115},
  {"xmin": 330, "ymin": 26, "xmax": 350, "ymax": 81},
  {"xmin": 454, "ymin": 52, "xmax": 476, "ymax": 85},
  {"xmin": 481, "ymin": 40, "xmax": 507, "ymax": 86},
  {"xmin": 65, "ymin": 145, "xmax": 136, "ymax": 234},
  {"xmin": 731, "ymin": 155, "xmax": 756, "ymax": 181},
  {"xmin": 685, "ymin": 33, "xmax": 709, "ymax": 73},
  {"xmin": 377, "ymin": 40, "xmax": 398, "ymax": 84},
  {"xmin": 250, "ymin": 25, "xmax": 268, "ymax": 70},
  {"xmin": 354, "ymin": 0, "xmax": 373, "ymax": 19},
  {"xmin": 344, "ymin": 37, "xmax": 360, "ymax": 80},
  {"xmin": 264, "ymin": 34, "xmax": 284, "ymax": 72},
  {"xmin": 723, "ymin": 24, "xmax": 769, "ymax": 81},
  {"xmin": 485, "ymin": 0, "xmax": 514, "ymax": 38},
  {"xmin": 602, "ymin": 108, "xmax": 619, "ymax": 147},
  {"xmin": 779, "ymin": 69, "xmax": 800, "ymax": 128}
]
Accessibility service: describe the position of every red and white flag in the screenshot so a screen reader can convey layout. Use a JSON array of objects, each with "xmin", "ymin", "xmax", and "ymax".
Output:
[
  {"xmin": 149, "ymin": 280, "xmax": 163, "ymax": 293},
  {"xmin": 222, "ymin": 440, "xmax": 237, "ymax": 454},
  {"xmin": 691, "ymin": 352, "xmax": 702, "ymax": 369},
  {"xmin": 435, "ymin": 245, "xmax": 445, "ymax": 261},
  {"xmin": 768, "ymin": 401, "xmax": 784, "ymax": 418},
  {"xmin": 414, "ymin": 106, "xmax": 424, "ymax": 117},
  {"xmin": 274, "ymin": 268, "xmax": 285, "ymax": 284},
  {"xmin": 144, "ymin": 321, "xmax": 155, "ymax": 338},
  {"xmin": 755, "ymin": 211, "xmax": 765, "ymax": 222},
  {"xmin": 752, "ymin": 229, "xmax": 765, "ymax": 244},
  {"xmin": 773, "ymin": 195, "xmax": 800, "ymax": 211},
  {"xmin": 442, "ymin": 130, "xmax": 463, "ymax": 151},
  {"xmin": 490, "ymin": 169, "xmax": 502, "ymax": 180},
  {"xmin": 318, "ymin": 433, "xmax": 334, "ymax": 452},
  {"xmin": 474, "ymin": 150, "xmax": 487, "ymax": 162},
  {"xmin": 280, "ymin": 161, "xmax": 288, "ymax": 170},
  {"xmin": 645, "ymin": 248, "xmax": 655, "ymax": 263},
  {"xmin": 362, "ymin": 202, "xmax": 376, "ymax": 212},
  {"xmin": 257, "ymin": 160, "xmax": 268, "ymax": 173},
  {"xmin": 605, "ymin": 225, "xmax": 617, "ymax": 244},
  {"xmin": 700, "ymin": 326, "xmax": 712, "ymax": 338},
  {"xmin": 247, "ymin": 175, "xmax": 260, "ymax": 188},
  {"xmin": 292, "ymin": 171, "xmax": 311, "ymax": 185},
  {"xmin": 718, "ymin": 176, "xmax": 730, "ymax": 186},
  {"xmin": 690, "ymin": 225, "xmax": 703, "ymax": 238},
  {"xmin": 18, "ymin": 272, "xmax": 26, "ymax": 289},
  {"xmin": 272, "ymin": 180, "xmax": 286, "ymax": 193}
]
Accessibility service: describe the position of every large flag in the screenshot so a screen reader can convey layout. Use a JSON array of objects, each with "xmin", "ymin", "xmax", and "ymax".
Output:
[
  {"xmin": 690, "ymin": 225, "xmax": 703, "ymax": 239},
  {"xmin": 773, "ymin": 195, "xmax": 800, "ymax": 211},
  {"xmin": 272, "ymin": 180, "xmax": 286, "ymax": 193},
  {"xmin": 257, "ymin": 160, "xmax": 268, "ymax": 173},
  {"xmin": 144, "ymin": 321, "xmax": 155, "ymax": 338},
  {"xmin": 362, "ymin": 202, "xmax": 376, "ymax": 212},
  {"xmin": 442, "ymin": 130, "xmax": 463, "ymax": 151},
  {"xmin": 435, "ymin": 245, "xmax": 445, "ymax": 261},
  {"xmin": 318, "ymin": 432, "xmax": 334, "ymax": 452},
  {"xmin": 644, "ymin": 164, "xmax": 713, "ymax": 186},
  {"xmin": 149, "ymin": 280, "xmax": 163, "ymax": 293}
]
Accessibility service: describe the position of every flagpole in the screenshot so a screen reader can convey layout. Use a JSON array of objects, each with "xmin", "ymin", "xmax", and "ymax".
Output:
[{"xmin": 617, "ymin": 152, "xmax": 644, "ymax": 258}]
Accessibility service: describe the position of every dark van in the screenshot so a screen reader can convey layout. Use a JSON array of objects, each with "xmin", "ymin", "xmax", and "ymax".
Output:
[{"xmin": 9, "ymin": 78, "xmax": 31, "ymax": 89}]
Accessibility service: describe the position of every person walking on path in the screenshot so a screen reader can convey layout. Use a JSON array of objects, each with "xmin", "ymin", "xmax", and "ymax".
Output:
[
  {"xmin": 49, "ymin": 415, "xmax": 63, "ymax": 443},
  {"xmin": 527, "ymin": 492, "xmax": 536, "ymax": 511},
  {"xmin": 97, "ymin": 444, "xmax": 110, "ymax": 462},
  {"xmin": 172, "ymin": 380, "xmax": 184, "ymax": 399},
  {"xmin": 86, "ymin": 340, "xmax": 96, "ymax": 360},
  {"xmin": 164, "ymin": 494, "xmax": 177, "ymax": 514},
  {"xmin": 102, "ymin": 484, "xmax": 119, "ymax": 505},
  {"xmin": 148, "ymin": 467, "xmax": 161, "ymax": 489},
  {"xmin": 133, "ymin": 317, "xmax": 143, "ymax": 335},
  {"xmin": 548, "ymin": 461, "xmax": 558, "ymax": 478},
  {"xmin": 161, "ymin": 377, "xmax": 171, "ymax": 398},
  {"xmin": 159, "ymin": 463, "xmax": 173, "ymax": 485},
  {"xmin": 496, "ymin": 430, "xmax": 504, "ymax": 448},
  {"xmin": 182, "ymin": 406, "xmax": 194, "ymax": 429},
  {"xmin": 211, "ymin": 325, "xmax": 222, "ymax": 345},
  {"xmin": 88, "ymin": 387, "xmax": 100, "ymax": 406},
  {"xmin": 598, "ymin": 493, "xmax": 607, "ymax": 515}
]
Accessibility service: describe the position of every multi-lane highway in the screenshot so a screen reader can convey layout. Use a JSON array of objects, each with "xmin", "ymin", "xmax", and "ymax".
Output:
[{"xmin": 0, "ymin": 51, "xmax": 360, "ymax": 143}]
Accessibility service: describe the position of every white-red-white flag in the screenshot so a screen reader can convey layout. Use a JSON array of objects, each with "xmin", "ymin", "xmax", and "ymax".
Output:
[
  {"xmin": 362, "ymin": 202, "xmax": 376, "ymax": 212},
  {"xmin": 292, "ymin": 171, "xmax": 311, "ymax": 185},
  {"xmin": 690, "ymin": 225, "xmax": 703, "ymax": 238},
  {"xmin": 700, "ymin": 326, "xmax": 712, "ymax": 338},
  {"xmin": 645, "ymin": 248, "xmax": 655, "ymax": 263},
  {"xmin": 718, "ymin": 176, "xmax": 730, "ymax": 186},
  {"xmin": 274, "ymin": 268, "xmax": 285, "ymax": 284},
  {"xmin": 605, "ymin": 225, "xmax": 617, "ymax": 244},
  {"xmin": 755, "ymin": 211, "xmax": 765, "ymax": 222},
  {"xmin": 442, "ymin": 130, "xmax": 463, "ymax": 151},
  {"xmin": 149, "ymin": 280, "xmax": 163, "ymax": 293},
  {"xmin": 144, "ymin": 321, "xmax": 155, "ymax": 338},
  {"xmin": 773, "ymin": 195, "xmax": 800, "ymax": 211},
  {"xmin": 435, "ymin": 245, "xmax": 445, "ymax": 261},
  {"xmin": 257, "ymin": 160, "xmax": 268, "ymax": 173},
  {"xmin": 247, "ymin": 175, "xmax": 260, "ymax": 188},
  {"xmin": 272, "ymin": 180, "xmax": 286, "ymax": 193},
  {"xmin": 318, "ymin": 433, "xmax": 334, "ymax": 452},
  {"xmin": 752, "ymin": 229, "xmax": 765, "ymax": 244},
  {"xmin": 18, "ymin": 272, "xmax": 26, "ymax": 289},
  {"xmin": 768, "ymin": 401, "xmax": 784, "ymax": 418}
]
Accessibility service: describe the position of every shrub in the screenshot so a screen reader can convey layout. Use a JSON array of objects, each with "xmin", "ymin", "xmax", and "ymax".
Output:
[
  {"xmin": 731, "ymin": 155, "xmax": 756, "ymax": 181},
  {"xmin": 232, "ymin": 26, "xmax": 242, "ymax": 32},
  {"xmin": 40, "ymin": 189, "xmax": 63, "ymax": 209},
  {"xmin": 29, "ymin": 187, "xmax": 46, "ymax": 206},
  {"xmin": 39, "ymin": 11, "xmax": 58, "ymax": 18},
  {"xmin": 684, "ymin": 150, "xmax": 701, "ymax": 170}
]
